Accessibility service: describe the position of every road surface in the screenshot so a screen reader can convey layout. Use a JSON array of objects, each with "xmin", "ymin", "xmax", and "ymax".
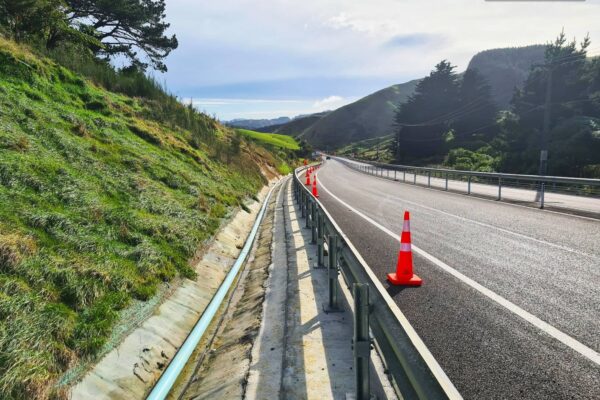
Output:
[{"xmin": 314, "ymin": 159, "xmax": 600, "ymax": 399}]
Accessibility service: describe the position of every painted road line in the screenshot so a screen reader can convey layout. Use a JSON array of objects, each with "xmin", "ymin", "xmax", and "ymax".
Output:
[
  {"xmin": 341, "ymin": 158, "xmax": 600, "ymax": 223},
  {"xmin": 371, "ymin": 191, "xmax": 599, "ymax": 261},
  {"xmin": 317, "ymin": 176, "xmax": 600, "ymax": 367}
]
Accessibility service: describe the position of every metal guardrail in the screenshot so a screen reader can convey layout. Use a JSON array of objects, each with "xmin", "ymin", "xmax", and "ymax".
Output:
[
  {"xmin": 335, "ymin": 157, "xmax": 600, "ymax": 209},
  {"xmin": 293, "ymin": 166, "xmax": 461, "ymax": 400}
]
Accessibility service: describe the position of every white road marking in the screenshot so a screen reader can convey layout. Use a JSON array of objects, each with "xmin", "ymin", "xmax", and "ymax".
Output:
[
  {"xmin": 375, "ymin": 191, "xmax": 599, "ymax": 260},
  {"xmin": 343, "ymin": 159, "xmax": 600, "ymax": 223},
  {"xmin": 317, "ymin": 173, "xmax": 600, "ymax": 366}
]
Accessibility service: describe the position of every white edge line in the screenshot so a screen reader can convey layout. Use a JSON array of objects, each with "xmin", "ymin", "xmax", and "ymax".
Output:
[
  {"xmin": 301, "ymin": 168, "xmax": 464, "ymax": 399},
  {"xmin": 316, "ymin": 168, "xmax": 600, "ymax": 368},
  {"xmin": 340, "ymin": 158, "xmax": 600, "ymax": 223}
]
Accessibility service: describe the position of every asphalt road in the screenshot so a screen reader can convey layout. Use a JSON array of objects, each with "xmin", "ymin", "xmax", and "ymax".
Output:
[{"xmin": 313, "ymin": 159, "xmax": 600, "ymax": 400}]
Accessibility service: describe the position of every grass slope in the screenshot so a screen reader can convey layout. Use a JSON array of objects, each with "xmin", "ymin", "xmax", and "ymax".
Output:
[
  {"xmin": 237, "ymin": 129, "xmax": 299, "ymax": 150},
  {"xmin": 298, "ymin": 79, "xmax": 420, "ymax": 149},
  {"xmin": 0, "ymin": 39, "xmax": 276, "ymax": 399}
]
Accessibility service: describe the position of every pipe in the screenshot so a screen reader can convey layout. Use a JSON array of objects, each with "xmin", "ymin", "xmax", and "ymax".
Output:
[{"xmin": 146, "ymin": 183, "xmax": 277, "ymax": 400}]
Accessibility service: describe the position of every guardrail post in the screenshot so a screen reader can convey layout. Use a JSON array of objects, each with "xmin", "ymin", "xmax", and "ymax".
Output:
[
  {"xmin": 324, "ymin": 235, "xmax": 342, "ymax": 312},
  {"xmin": 394, "ymin": 170, "xmax": 397, "ymax": 181},
  {"xmin": 413, "ymin": 170, "xmax": 417, "ymax": 185},
  {"xmin": 540, "ymin": 183, "xmax": 545, "ymax": 209},
  {"xmin": 353, "ymin": 283, "xmax": 371, "ymax": 400},
  {"xmin": 498, "ymin": 177, "xmax": 502, "ymax": 200},
  {"xmin": 403, "ymin": 170, "xmax": 406, "ymax": 182},
  {"xmin": 428, "ymin": 171, "xmax": 431, "ymax": 188},
  {"xmin": 316, "ymin": 211, "xmax": 325, "ymax": 268},
  {"xmin": 445, "ymin": 173, "xmax": 448, "ymax": 191},
  {"xmin": 301, "ymin": 190, "xmax": 306, "ymax": 217},
  {"xmin": 310, "ymin": 202, "xmax": 317, "ymax": 244},
  {"xmin": 305, "ymin": 198, "xmax": 311, "ymax": 229},
  {"xmin": 467, "ymin": 176, "xmax": 471, "ymax": 195}
]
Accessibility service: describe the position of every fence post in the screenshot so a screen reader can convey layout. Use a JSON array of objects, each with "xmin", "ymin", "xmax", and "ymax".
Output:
[
  {"xmin": 324, "ymin": 235, "xmax": 341, "ymax": 312},
  {"xmin": 498, "ymin": 177, "xmax": 502, "ymax": 200},
  {"xmin": 301, "ymin": 190, "xmax": 305, "ymax": 217},
  {"xmin": 428, "ymin": 171, "xmax": 431, "ymax": 188},
  {"xmin": 540, "ymin": 183, "xmax": 545, "ymax": 209},
  {"xmin": 413, "ymin": 170, "xmax": 417, "ymax": 185},
  {"xmin": 403, "ymin": 170, "xmax": 406, "ymax": 182},
  {"xmin": 353, "ymin": 283, "xmax": 371, "ymax": 400},
  {"xmin": 394, "ymin": 170, "xmax": 397, "ymax": 181},
  {"xmin": 467, "ymin": 176, "xmax": 471, "ymax": 195},
  {"xmin": 445, "ymin": 173, "xmax": 448, "ymax": 191},
  {"xmin": 310, "ymin": 202, "xmax": 317, "ymax": 244}
]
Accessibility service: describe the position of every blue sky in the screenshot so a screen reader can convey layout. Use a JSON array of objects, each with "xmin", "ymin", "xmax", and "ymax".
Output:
[{"xmin": 159, "ymin": 0, "xmax": 600, "ymax": 121}]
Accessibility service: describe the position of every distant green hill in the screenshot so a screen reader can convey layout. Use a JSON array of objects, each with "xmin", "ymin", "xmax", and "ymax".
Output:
[
  {"xmin": 266, "ymin": 112, "xmax": 329, "ymax": 136},
  {"xmin": 298, "ymin": 80, "xmax": 419, "ymax": 149},
  {"xmin": 271, "ymin": 45, "xmax": 546, "ymax": 149}
]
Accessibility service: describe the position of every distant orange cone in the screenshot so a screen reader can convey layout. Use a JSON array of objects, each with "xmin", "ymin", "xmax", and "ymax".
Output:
[
  {"xmin": 304, "ymin": 159, "xmax": 308, "ymax": 166},
  {"xmin": 312, "ymin": 176, "xmax": 319, "ymax": 198},
  {"xmin": 305, "ymin": 170, "xmax": 311, "ymax": 185},
  {"xmin": 387, "ymin": 211, "xmax": 422, "ymax": 286}
]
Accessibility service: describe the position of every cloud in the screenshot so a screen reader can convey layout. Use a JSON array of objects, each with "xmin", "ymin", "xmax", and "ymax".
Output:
[{"xmin": 313, "ymin": 95, "xmax": 344, "ymax": 108}]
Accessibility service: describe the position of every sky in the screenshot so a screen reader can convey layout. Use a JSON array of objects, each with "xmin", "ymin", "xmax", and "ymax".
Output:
[{"xmin": 159, "ymin": 0, "xmax": 600, "ymax": 121}]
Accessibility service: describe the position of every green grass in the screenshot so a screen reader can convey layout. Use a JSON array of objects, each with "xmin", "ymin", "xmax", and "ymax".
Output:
[
  {"xmin": 237, "ymin": 129, "xmax": 300, "ymax": 150},
  {"xmin": 337, "ymin": 134, "xmax": 395, "ymax": 163},
  {"xmin": 0, "ymin": 38, "xmax": 279, "ymax": 399}
]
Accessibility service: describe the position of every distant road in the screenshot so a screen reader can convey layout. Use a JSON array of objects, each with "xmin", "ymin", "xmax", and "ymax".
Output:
[{"xmin": 315, "ymin": 159, "xmax": 600, "ymax": 399}]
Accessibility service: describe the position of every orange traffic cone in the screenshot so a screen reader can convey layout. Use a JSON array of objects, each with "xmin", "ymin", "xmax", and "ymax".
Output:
[
  {"xmin": 387, "ymin": 211, "xmax": 422, "ymax": 286},
  {"xmin": 312, "ymin": 176, "xmax": 319, "ymax": 198},
  {"xmin": 305, "ymin": 170, "xmax": 311, "ymax": 185},
  {"xmin": 303, "ymin": 159, "xmax": 308, "ymax": 166}
]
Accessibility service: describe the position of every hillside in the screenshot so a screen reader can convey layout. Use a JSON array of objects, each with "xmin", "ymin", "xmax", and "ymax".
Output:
[
  {"xmin": 227, "ymin": 116, "xmax": 291, "ymax": 130},
  {"xmin": 261, "ymin": 112, "xmax": 329, "ymax": 135},
  {"xmin": 0, "ymin": 38, "xmax": 286, "ymax": 399},
  {"xmin": 467, "ymin": 45, "xmax": 546, "ymax": 108},
  {"xmin": 299, "ymin": 80, "xmax": 419, "ymax": 149},
  {"xmin": 271, "ymin": 45, "xmax": 545, "ymax": 149}
]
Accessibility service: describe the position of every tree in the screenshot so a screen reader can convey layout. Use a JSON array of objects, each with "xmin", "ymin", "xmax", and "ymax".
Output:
[
  {"xmin": 64, "ymin": 0, "xmax": 178, "ymax": 71},
  {"xmin": 0, "ymin": 0, "xmax": 75, "ymax": 44},
  {"xmin": 452, "ymin": 68, "xmax": 497, "ymax": 150},
  {"xmin": 507, "ymin": 31, "xmax": 596, "ymax": 175},
  {"xmin": 393, "ymin": 60, "xmax": 459, "ymax": 162}
]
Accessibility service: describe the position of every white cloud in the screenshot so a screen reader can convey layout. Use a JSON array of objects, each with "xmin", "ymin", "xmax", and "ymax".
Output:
[
  {"xmin": 161, "ymin": 0, "xmax": 600, "ymax": 119},
  {"xmin": 313, "ymin": 95, "xmax": 344, "ymax": 108}
]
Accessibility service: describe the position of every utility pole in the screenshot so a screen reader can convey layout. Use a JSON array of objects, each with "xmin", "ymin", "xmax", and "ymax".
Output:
[{"xmin": 539, "ymin": 65, "xmax": 552, "ymax": 176}]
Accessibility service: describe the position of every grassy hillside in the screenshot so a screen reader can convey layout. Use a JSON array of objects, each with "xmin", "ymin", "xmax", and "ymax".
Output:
[
  {"xmin": 0, "ymin": 38, "xmax": 281, "ymax": 399},
  {"xmin": 237, "ymin": 129, "xmax": 300, "ymax": 150},
  {"xmin": 275, "ymin": 46, "xmax": 545, "ymax": 150},
  {"xmin": 337, "ymin": 134, "xmax": 396, "ymax": 163},
  {"xmin": 258, "ymin": 112, "xmax": 330, "ymax": 136},
  {"xmin": 299, "ymin": 79, "xmax": 420, "ymax": 149}
]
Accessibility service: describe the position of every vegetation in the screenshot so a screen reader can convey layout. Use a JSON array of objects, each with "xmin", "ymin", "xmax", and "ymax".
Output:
[
  {"xmin": 390, "ymin": 32, "xmax": 600, "ymax": 177},
  {"xmin": 237, "ymin": 129, "xmax": 300, "ymax": 150},
  {"xmin": 337, "ymin": 135, "xmax": 395, "ymax": 163},
  {"xmin": 0, "ymin": 0, "xmax": 177, "ymax": 72},
  {"xmin": 0, "ymin": 36, "xmax": 285, "ymax": 399}
]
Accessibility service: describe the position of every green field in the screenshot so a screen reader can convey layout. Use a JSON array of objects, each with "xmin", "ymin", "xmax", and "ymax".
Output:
[{"xmin": 237, "ymin": 129, "xmax": 300, "ymax": 150}]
